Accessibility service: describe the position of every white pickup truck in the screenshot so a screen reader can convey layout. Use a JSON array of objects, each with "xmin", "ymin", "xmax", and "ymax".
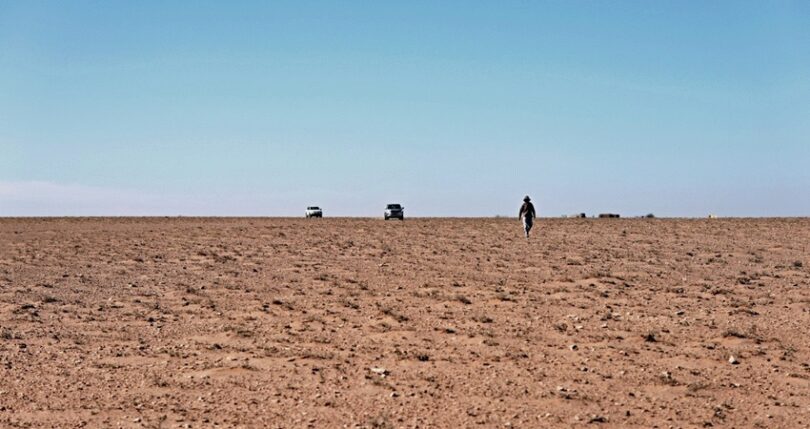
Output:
[{"xmin": 305, "ymin": 206, "xmax": 323, "ymax": 218}]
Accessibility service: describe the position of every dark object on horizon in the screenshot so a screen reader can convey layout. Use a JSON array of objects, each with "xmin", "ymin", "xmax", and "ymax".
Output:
[
  {"xmin": 384, "ymin": 203, "xmax": 404, "ymax": 220},
  {"xmin": 599, "ymin": 213, "xmax": 620, "ymax": 218},
  {"xmin": 645, "ymin": 213, "xmax": 655, "ymax": 218},
  {"xmin": 575, "ymin": 213, "xmax": 586, "ymax": 218}
]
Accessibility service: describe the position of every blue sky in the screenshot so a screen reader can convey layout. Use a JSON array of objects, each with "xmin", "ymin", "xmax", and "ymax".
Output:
[{"xmin": 1, "ymin": 1, "xmax": 808, "ymax": 216}]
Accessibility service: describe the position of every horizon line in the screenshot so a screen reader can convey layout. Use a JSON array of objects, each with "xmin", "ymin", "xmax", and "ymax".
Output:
[{"xmin": 1, "ymin": 215, "xmax": 807, "ymax": 220}]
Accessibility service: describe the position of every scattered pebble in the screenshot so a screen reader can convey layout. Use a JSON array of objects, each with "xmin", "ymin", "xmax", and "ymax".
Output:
[
  {"xmin": 588, "ymin": 414, "xmax": 608, "ymax": 423},
  {"xmin": 370, "ymin": 367, "xmax": 389, "ymax": 378}
]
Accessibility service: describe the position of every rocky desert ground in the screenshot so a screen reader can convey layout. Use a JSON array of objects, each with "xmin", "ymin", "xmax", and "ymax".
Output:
[{"xmin": 1, "ymin": 217, "xmax": 808, "ymax": 428}]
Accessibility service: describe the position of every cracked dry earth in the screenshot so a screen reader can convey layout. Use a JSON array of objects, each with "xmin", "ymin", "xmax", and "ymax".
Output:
[{"xmin": 1, "ymin": 217, "xmax": 809, "ymax": 428}]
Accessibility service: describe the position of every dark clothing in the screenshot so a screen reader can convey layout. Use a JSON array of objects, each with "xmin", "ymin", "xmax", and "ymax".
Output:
[
  {"xmin": 519, "ymin": 202, "xmax": 536, "ymax": 220},
  {"xmin": 519, "ymin": 201, "xmax": 536, "ymax": 238},
  {"xmin": 522, "ymin": 214, "xmax": 533, "ymax": 235}
]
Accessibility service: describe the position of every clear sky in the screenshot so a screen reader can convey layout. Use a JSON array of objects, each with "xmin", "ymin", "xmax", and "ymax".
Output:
[{"xmin": 1, "ymin": 1, "xmax": 808, "ymax": 217}]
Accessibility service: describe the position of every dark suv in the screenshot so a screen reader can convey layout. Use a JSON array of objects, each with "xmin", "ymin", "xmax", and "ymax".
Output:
[{"xmin": 384, "ymin": 204, "xmax": 404, "ymax": 220}]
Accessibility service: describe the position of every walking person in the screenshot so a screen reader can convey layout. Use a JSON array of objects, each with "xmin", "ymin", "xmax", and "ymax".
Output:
[{"xmin": 519, "ymin": 195, "xmax": 536, "ymax": 239}]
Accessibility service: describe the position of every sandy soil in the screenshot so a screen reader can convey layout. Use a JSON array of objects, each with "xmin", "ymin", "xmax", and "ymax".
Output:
[{"xmin": 1, "ymin": 217, "xmax": 809, "ymax": 428}]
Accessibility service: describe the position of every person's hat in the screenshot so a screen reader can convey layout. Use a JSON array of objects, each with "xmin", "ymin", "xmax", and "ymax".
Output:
[{"xmin": 523, "ymin": 195, "xmax": 531, "ymax": 202}]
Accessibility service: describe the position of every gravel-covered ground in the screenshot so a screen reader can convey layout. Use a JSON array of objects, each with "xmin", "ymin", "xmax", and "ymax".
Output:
[{"xmin": 1, "ymin": 217, "xmax": 809, "ymax": 428}]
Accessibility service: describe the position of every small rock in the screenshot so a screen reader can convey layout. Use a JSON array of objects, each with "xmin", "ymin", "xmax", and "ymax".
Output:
[
  {"xmin": 729, "ymin": 355, "xmax": 739, "ymax": 365},
  {"xmin": 569, "ymin": 344, "xmax": 578, "ymax": 351},
  {"xmin": 588, "ymin": 414, "xmax": 608, "ymax": 423},
  {"xmin": 370, "ymin": 367, "xmax": 389, "ymax": 377}
]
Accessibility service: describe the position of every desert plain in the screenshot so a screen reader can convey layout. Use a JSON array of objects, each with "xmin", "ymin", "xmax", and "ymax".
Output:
[{"xmin": 0, "ymin": 217, "xmax": 809, "ymax": 428}]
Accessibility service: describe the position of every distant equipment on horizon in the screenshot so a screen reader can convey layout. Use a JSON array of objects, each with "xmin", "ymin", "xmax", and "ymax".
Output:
[
  {"xmin": 563, "ymin": 213, "xmax": 658, "ymax": 219},
  {"xmin": 305, "ymin": 206, "xmax": 323, "ymax": 218},
  {"xmin": 304, "ymin": 203, "xmax": 407, "ymax": 219},
  {"xmin": 384, "ymin": 203, "xmax": 405, "ymax": 220},
  {"xmin": 298, "ymin": 205, "xmax": 668, "ymax": 219}
]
